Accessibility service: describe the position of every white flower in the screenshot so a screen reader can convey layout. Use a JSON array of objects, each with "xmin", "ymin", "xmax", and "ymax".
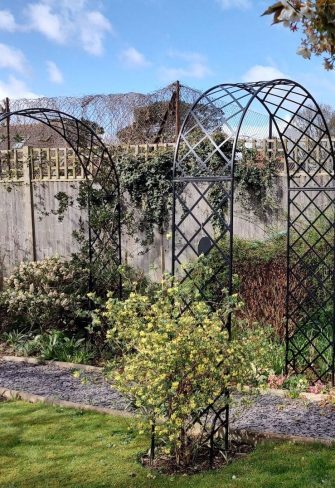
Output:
[
  {"xmin": 297, "ymin": 45, "xmax": 311, "ymax": 59},
  {"xmin": 300, "ymin": 5, "xmax": 314, "ymax": 18},
  {"xmin": 278, "ymin": 4, "xmax": 301, "ymax": 25}
]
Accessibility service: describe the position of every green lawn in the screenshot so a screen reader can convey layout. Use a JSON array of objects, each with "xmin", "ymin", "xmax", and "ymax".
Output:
[{"xmin": 0, "ymin": 400, "xmax": 334, "ymax": 488}]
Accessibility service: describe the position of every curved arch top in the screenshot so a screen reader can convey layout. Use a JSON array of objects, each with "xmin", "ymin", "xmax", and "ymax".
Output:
[
  {"xmin": 173, "ymin": 78, "xmax": 335, "ymax": 383},
  {"xmin": 174, "ymin": 79, "xmax": 335, "ymax": 189},
  {"xmin": 0, "ymin": 108, "xmax": 122, "ymax": 295},
  {"xmin": 0, "ymin": 107, "xmax": 120, "ymax": 187}
]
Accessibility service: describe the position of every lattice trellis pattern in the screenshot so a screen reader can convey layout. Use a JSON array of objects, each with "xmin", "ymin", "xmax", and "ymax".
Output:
[
  {"xmin": 287, "ymin": 189, "xmax": 335, "ymax": 382},
  {"xmin": 0, "ymin": 108, "xmax": 122, "ymax": 296},
  {"xmin": 173, "ymin": 79, "xmax": 335, "ymax": 463}
]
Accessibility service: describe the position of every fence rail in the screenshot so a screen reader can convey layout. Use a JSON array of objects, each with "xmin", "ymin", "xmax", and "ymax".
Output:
[
  {"xmin": 0, "ymin": 143, "xmax": 176, "ymax": 182},
  {"xmin": 0, "ymin": 139, "xmax": 333, "ymax": 182}
]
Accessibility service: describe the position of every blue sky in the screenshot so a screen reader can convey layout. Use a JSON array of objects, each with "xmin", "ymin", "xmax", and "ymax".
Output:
[{"xmin": 1, "ymin": 0, "xmax": 335, "ymax": 105}]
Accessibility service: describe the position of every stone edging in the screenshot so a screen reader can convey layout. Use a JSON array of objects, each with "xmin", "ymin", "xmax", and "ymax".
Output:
[
  {"xmin": 243, "ymin": 385, "xmax": 333, "ymax": 404},
  {"xmin": 1, "ymin": 386, "xmax": 334, "ymax": 448},
  {"xmin": 0, "ymin": 355, "xmax": 102, "ymax": 372},
  {"xmin": 230, "ymin": 428, "xmax": 334, "ymax": 447},
  {"xmin": 0, "ymin": 387, "xmax": 132, "ymax": 418}
]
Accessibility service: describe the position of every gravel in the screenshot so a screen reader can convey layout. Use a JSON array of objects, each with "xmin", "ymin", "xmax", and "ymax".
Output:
[
  {"xmin": 0, "ymin": 359, "xmax": 131, "ymax": 411},
  {"xmin": 1, "ymin": 359, "xmax": 335, "ymax": 440},
  {"xmin": 231, "ymin": 393, "xmax": 335, "ymax": 440}
]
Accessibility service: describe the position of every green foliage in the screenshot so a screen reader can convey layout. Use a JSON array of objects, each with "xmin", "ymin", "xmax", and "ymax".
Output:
[
  {"xmin": 283, "ymin": 375, "xmax": 309, "ymax": 399},
  {"xmin": 233, "ymin": 323, "xmax": 286, "ymax": 378},
  {"xmin": 1, "ymin": 329, "xmax": 31, "ymax": 349},
  {"xmin": 235, "ymin": 147, "xmax": 280, "ymax": 218},
  {"xmin": 1, "ymin": 329, "xmax": 94, "ymax": 364},
  {"xmin": 104, "ymin": 273, "xmax": 273, "ymax": 466},
  {"xmin": 118, "ymin": 148, "xmax": 174, "ymax": 248}
]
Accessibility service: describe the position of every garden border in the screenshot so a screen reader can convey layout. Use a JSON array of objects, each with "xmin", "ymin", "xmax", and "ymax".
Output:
[
  {"xmin": 1, "ymin": 385, "xmax": 333, "ymax": 447},
  {"xmin": 1, "ymin": 355, "xmax": 333, "ymax": 404}
]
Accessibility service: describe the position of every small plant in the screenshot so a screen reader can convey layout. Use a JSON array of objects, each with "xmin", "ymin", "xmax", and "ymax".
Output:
[
  {"xmin": 30, "ymin": 331, "xmax": 93, "ymax": 363},
  {"xmin": 284, "ymin": 375, "xmax": 309, "ymax": 398},
  {"xmin": 308, "ymin": 380, "xmax": 326, "ymax": 395},
  {"xmin": 3, "ymin": 329, "xmax": 94, "ymax": 364},
  {"xmin": 1, "ymin": 329, "xmax": 31, "ymax": 350},
  {"xmin": 268, "ymin": 374, "xmax": 286, "ymax": 389}
]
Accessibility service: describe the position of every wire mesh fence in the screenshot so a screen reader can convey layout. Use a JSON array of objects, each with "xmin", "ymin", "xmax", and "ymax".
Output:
[{"xmin": 1, "ymin": 82, "xmax": 201, "ymax": 146}]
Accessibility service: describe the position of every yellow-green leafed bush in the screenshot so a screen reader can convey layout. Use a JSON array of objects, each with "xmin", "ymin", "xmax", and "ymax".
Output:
[{"xmin": 103, "ymin": 275, "xmax": 272, "ymax": 465}]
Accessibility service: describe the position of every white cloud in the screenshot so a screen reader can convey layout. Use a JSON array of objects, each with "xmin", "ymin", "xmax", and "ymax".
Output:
[
  {"xmin": 160, "ymin": 51, "xmax": 212, "ymax": 82},
  {"xmin": 80, "ymin": 11, "xmax": 113, "ymax": 56},
  {"xmin": 0, "ymin": 43, "xmax": 28, "ymax": 74},
  {"xmin": 0, "ymin": 10, "xmax": 18, "ymax": 32},
  {"xmin": 216, "ymin": 0, "xmax": 252, "ymax": 10},
  {"xmin": 242, "ymin": 65, "xmax": 287, "ymax": 82},
  {"xmin": 0, "ymin": 75, "xmax": 40, "ymax": 99},
  {"xmin": 46, "ymin": 60, "xmax": 63, "ymax": 84},
  {"xmin": 25, "ymin": 1, "xmax": 113, "ymax": 55},
  {"xmin": 26, "ymin": 3, "xmax": 64, "ymax": 43},
  {"xmin": 120, "ymin": 47, "xmax": 150, "ymax": 68}
]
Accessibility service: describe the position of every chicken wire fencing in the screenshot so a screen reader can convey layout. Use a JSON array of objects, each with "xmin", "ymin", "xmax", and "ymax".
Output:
[{"xmin": 1, "ymin": 82, "xmax": 200, "ymax": 147}]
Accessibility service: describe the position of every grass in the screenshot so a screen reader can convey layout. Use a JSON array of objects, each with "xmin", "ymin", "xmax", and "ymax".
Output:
[{"xmin": 0, "ymin": 400, "xmax": 335, "ymax": 488}]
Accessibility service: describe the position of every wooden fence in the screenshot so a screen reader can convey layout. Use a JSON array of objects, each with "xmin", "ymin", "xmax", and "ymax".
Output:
[
  {"xmin": 0, "ymin": 143, "xmax": 176, "ymax": 182},
  {"xmin": 0, "ymin": 139, "xmax": 334, "ymax": 182},
  {"xmin": 1, "ymin": 137, "xmax": 335, "ymax": 183}
]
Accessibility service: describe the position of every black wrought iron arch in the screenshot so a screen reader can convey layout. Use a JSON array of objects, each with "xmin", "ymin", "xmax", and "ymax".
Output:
[
  {"xmin": 0, "ymin": 108, "xmax": 122, "ymax": 296},
  {"xmin": 172, "ymin": 79, "xmax": 335, "ymax": 459}
]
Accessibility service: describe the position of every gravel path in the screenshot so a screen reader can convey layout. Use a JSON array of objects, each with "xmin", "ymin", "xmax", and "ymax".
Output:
[
  {"xmin": 1, "ymin": 359, "xmax": 335, "ymax": 440},
  {"xmin": 0, "ymin": 359, "xmax": 131, "ymax": 411},
  {"xmin": 231, "ymin": 394, "xmax": 335, "ymax": 441}
]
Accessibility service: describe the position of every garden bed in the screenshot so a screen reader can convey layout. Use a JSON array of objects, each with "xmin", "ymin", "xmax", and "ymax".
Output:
[{"xmin": 1, "ymin": 357, "xmax": 335, "ymax": 445}]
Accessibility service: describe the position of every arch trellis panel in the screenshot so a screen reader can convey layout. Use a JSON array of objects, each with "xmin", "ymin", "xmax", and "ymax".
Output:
[
  {"xmin": 0, "ymin": 108, "xmax": 122, "ymax": 296},
  {"xmin": 173, "ymin": 79, "xmax": 335, "ymax": 455}
]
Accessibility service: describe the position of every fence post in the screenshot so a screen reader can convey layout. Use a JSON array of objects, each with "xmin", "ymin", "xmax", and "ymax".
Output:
[
  {"xmin": 5, "ymin": 97, "xmax": 10, "ymax": 151},
  {"xmin": 22, "ymin": 146, "xmax": 37, "ymax": 261},
  {"xmin": 160, "ymin": 232, "xmax": 165, "ymax": 277},
  {"xmin": 175, "ymin": 80, "xmax": 180, "ymax": 142}
]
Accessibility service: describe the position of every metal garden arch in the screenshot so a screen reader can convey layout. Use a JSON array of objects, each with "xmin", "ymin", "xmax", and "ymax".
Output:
[
  {"xmin": 0, "ymin": 108, "xmax": 122, "ymax": 296},
  {"xmin": 172, "ymin": 79, "xmax": 335, "ymax": 455}
]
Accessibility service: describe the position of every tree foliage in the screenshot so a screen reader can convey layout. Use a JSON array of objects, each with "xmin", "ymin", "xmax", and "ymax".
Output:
[{"xmin": 263, "ymin": 1, "xmax": 335, "ymax": 69}]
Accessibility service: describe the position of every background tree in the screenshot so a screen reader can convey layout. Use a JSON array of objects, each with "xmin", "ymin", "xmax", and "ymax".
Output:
[
  {"xmin": 294, "ymin": 103, "xmax": 335, "ymax": 138},
  {"xmin": 263, "ymin": 1, "xmax": 335, "ymax": 70}
]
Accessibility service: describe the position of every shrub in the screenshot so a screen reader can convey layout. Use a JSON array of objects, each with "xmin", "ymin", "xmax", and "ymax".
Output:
[
  {"xmin": 0, "ymin": 256, "xmax": 89, "ymax": 334},
  {"xmin": 178, "ymin": 236, "xmax": 289, "ymax": 338},
  {"xmin": 104, "ymin": 275, "xmax": 273, "ymax": 466}
]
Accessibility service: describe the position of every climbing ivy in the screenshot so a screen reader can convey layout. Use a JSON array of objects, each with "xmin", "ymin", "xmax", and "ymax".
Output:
[
  {"xmin": 235, "ymin": 146, "xmax": 281, "ymax": 219},
  {"xmin": 49, "ymin": 139, "xmax": 281, "ymax": 257},
  {"xmin": 117, "ymin": 148, "xmax": 174, "ymax": 249}
]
